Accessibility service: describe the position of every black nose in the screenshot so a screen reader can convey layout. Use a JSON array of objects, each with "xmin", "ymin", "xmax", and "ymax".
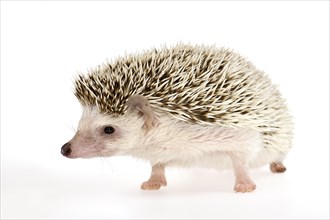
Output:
[{"xmin": 61, "ymin": 142, "xmax": 72, "ymax": 156}]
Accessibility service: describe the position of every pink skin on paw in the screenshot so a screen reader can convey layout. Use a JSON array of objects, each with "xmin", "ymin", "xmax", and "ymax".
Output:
[
  {"xmin": 141, "ymin": 178, "xmax": 167, "ymax": 190},
  {"xmin": 230, "ymin": 153, "xmax": 256, "ymax": 193},
  {"xmin": 141, "ymin": 165, "xmax": 167, "ymax": 190},
  {"xmin": 234, "ymin": 179, "xmax": 256, "ymax": 193}
]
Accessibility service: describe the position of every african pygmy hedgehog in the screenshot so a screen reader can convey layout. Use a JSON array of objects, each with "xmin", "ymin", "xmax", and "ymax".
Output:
[{"xmin": 61, "ymin": 43, "xmax": 293, "ymax": 193}]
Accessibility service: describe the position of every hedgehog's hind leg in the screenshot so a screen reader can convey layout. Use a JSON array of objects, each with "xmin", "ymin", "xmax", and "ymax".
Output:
[
  {"xmin": 270, "ymin": 162, "xmax": 287, "ymax": 173},
  {"xmin": 141, "ymin": 164, "xmax": 167, "ymax": 190},
  {"xmin": 229, "ymin": 152, "xmax": 256, "ymax": 193}
]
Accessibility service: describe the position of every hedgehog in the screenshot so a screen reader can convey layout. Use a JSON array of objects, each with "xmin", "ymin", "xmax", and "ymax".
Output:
[{"xmin": 61, "ymin": 43, "xmax": 293, "ymax": 193}]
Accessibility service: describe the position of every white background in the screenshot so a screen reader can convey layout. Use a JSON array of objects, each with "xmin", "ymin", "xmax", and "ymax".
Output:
[{"xmin": 1, "ymin": 1, "xmax": 329, "ymax": 219}]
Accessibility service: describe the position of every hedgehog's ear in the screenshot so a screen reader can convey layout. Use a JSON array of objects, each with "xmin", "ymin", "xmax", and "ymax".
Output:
[{"xmin": 126, "ymin": 95, "xmax": 159, "ymax": 131}]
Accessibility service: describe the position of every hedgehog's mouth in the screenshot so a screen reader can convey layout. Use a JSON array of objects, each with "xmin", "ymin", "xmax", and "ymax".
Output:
[
  {"xmin": 62, "ymin": 147, "xmax": 103, "ymax": 159},
  {"xmin": 61, "ymin": 142, "xmax": 117, "ymax": 159},
  {"xmin": 63, "ymin": 150, "xmax": 102, "ymax": 159}
]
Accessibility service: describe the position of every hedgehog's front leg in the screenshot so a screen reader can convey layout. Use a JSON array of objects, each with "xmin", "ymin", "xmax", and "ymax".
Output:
[
  {"xmin": 230, "ymin": 153, "xmax": 256, "ymax": 193},
  {"xmin": 141, "ymin": 164, "xmax": 167, "ymax": 190}
]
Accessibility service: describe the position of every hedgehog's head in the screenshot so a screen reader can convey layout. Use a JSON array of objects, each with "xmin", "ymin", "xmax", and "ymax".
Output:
[{"xmin": 61, "ymin": 95, "xmax": 159, "ymax": 158}]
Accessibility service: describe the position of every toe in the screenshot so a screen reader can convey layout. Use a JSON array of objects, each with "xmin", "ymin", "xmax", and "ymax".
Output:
[
  {"xmin": 234, "ymin": 182, "xmax": 256, "ymax": 193},
  {"xmin": 141, "ymin": 181, "xmax": 162, "ymax": 190}
]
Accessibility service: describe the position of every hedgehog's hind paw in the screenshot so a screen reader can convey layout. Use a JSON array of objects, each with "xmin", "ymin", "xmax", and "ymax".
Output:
[
  {"xmin": 270, "ymin": 162, "xmax": 287, "ymax": 173},
  {"xmin": 234, "ymin": 180, "xmax": 256, "ymax": 193}
]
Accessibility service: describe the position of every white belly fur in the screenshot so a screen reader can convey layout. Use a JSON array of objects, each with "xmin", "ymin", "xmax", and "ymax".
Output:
[{"xmin": 130, "ymin": 114, "xmax": 285, "ymax": 169}]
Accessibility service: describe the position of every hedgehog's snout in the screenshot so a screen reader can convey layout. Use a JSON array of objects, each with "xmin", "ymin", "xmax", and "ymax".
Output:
[{"xmin": 61, "ymin": 142, "xmax": 72, "ymax": 157}]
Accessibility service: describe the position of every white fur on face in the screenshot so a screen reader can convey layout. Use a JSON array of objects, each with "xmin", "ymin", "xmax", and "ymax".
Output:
[{"xmin": 66, "ymin": 106, "xmax": 145, "ymax": 158}]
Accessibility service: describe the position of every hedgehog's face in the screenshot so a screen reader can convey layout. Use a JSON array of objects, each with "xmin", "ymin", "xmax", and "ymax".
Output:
[{"xmin": 61, "ymin": 106, "xmax": 144, "ymax": 159}]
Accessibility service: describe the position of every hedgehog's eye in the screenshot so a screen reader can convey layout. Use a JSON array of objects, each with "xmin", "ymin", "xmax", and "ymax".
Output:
[{"xmin": 104, "ymin": 126, "xmax": 115, "ymax": 134}]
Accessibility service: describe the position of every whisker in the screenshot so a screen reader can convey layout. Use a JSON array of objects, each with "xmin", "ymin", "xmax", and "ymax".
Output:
[
  {"xmin": 63, "ymin": 122, "xmax": 76, "ymax": 134},
  {"xmin": 70, "ymin": 122, "xmax": 77, "ymax": 132},
  {"xmin": 96, "ymin": 149, "xmax": 115, "ymax": 173}
]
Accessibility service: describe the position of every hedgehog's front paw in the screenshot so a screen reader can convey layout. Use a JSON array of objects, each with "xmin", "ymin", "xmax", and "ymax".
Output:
[
  {"xmin": 141, "ymin": 181, "xmax": 163, "ymax": 190},
  {"xmin": 234, "ymin": 180, "xmax": 256, "ymax": 193},
  {"xmin": 141, "ymin": 175, "xmax": 167, "ymax": 190}
]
